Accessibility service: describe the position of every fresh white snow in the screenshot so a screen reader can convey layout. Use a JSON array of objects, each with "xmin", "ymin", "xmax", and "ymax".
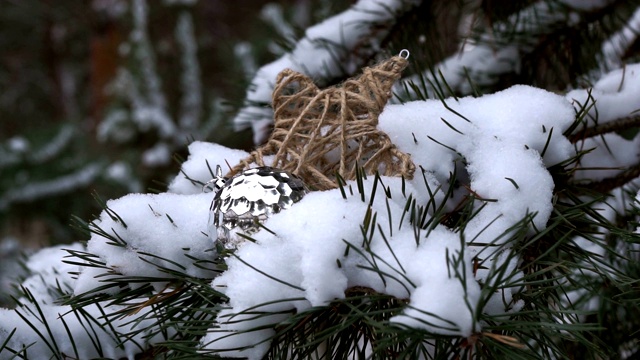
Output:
[{"xmin": 2, "ymin": 79, "xmax": 638, "ymax": 359}]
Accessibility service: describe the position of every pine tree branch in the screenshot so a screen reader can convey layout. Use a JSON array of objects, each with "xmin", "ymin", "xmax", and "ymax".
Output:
[
  {"xmin": 578, "ymin": 160, "xmax": 640, "ymax": 193},
  {"xmin": 344, "ymin": 286, "xmax": 408, "ymax": 302},
  {"xmin": 568, "ymin": 114, "xmax": 640, "ymax": 143}
]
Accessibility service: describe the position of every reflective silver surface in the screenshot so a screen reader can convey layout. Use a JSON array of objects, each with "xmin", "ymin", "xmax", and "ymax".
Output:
[{"xmin": 208, "ymin": 167, "xmax": 308, "ymax": 249}]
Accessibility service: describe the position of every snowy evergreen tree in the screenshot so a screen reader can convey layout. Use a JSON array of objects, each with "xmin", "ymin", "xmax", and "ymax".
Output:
[{"xmin": 2, "ymin": 0, "xmax": 640, "ymax": 359}]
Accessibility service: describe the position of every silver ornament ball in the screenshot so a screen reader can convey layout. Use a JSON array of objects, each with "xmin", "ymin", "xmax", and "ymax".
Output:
[{"xmin": 207, "ymin": 166, "xmax": 308, "ymax": 250}]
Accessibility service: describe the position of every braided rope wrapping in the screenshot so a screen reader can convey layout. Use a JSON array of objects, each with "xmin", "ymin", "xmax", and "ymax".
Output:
[{"xmin": 229, "ymin": 55, "xmax": 415, "ymax": 190}]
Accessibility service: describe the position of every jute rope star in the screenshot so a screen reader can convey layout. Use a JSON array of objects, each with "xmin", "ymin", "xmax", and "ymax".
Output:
[{"xmin": 228, "ymin": 50, "xmax": 415, "ymax": 190}]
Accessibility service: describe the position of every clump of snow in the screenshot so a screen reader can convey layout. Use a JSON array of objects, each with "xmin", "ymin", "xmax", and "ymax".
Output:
[
  {"xmin": 7, "ymin": 136, "xmax": 30, "ymax": 153},
  {"xmin": 74, "ymin": 191, "xmax": 217, "ymax": 295},
  {"xmin": 1, "ymin": 85, "xmax": 577, "ymax": 359},
  {"xmin": 0, "ymin": 243, "xmax": 169, "ymax": 359},
  {"xmin": 202, "ymin": 177, "xmax": 482, "ymax": 359},
  {"xmin": 168, "ymin": 142, "xmax": 250, "ymax": 195}
]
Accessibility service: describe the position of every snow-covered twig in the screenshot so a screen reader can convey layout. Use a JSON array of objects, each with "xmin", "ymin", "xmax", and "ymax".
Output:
[
  {"xmin": 31, "ymin": 125, "xmax": 76, "ymax": 163},
  {"xmin": 598, "ymin": 6, "xmax": 640, "ymax": 73},
  {"xmin": 127, "ymin": 0, "xmax": 175, "ymax": 139},
  {"xmin": 176, "ymin": 11, "xmax": 202, "ymax": 133},
  {"xmin": 566, "ymin": 63, "xmax": 640, "ymax": 185},
  {"xmin": 234, "ymin": 42, "xmax": 257, "ymax": 81},
  {"xmin": 0, "ymin": 125, "xmax": 75, "ymax": 169},
  {"xmin": 99, "ymin": 0, "xmax": 211, "ymax": 168},
  {"xmin": 395, "ymin": 0, "xmax": 615, "ymax": 100},
  {"xmin": 0, "ymin": 163, "xmax": 102, "ymax": 211}
]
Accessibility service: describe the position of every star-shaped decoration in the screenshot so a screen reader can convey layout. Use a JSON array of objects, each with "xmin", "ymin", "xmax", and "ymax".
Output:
[{"xmin": 229, "ymin": 51, "xmax": 415, "ymax": 191}]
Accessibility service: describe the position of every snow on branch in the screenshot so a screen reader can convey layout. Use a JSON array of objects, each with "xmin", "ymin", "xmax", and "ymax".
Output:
[
  {"xmin": 0, "ymin": 163, "xmax": 102, "ymax": 211},
  {"xmin": 30, "ymin": 125, "xmax": 76, "ymax": 164},
  {"xmin": 0, "ymin": 125, "xmax": 75, "ymax": 169},
  {"xmin": 99, "ymin": 0, "xmax": 210, "ymax": 167},
  {"xmin": 566, "ymin": 63, "xmax": 640, "ymax": 184},
  {"xmin": 200, "ymin": 85, "xmax": 575, "ymax": 358},
  {"xmin": 176, "ymin": 11, "xmax": 202, "ymax": 133},
  {"xmin": 598, "ymin": 6, "xmax": 640, "ymax": 74},
  {"xmin": 233, "ymin": 0, "xmax": 421, "ymax": 144},
  {"xmin": 128, "ymin": 0, "xmax": 175, "ymax": 139},
  {"xmin": 0, "ymin": 244, "xmax": 171, "ymax": 359},
  {"xmin": 395, "ymin": 0, "xmax": 616, "ymax": 101},
  {"xmin": 0, "ymin": 85, "xmax": 578, "ymax": 359}
]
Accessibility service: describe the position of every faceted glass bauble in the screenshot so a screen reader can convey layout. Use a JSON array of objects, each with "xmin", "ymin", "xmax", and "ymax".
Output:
[{"xmin": 208, "ymin": 167, "xmax": 308, "ymax": 250}]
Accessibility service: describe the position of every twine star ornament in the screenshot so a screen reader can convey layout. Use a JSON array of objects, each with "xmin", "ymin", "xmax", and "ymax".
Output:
[{"xmin": 229, "ymin": 51, "xmax": 416, "ymax": 191}]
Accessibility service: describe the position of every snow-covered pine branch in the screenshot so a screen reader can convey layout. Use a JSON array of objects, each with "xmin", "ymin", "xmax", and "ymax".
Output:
[
  {"xmin": 395, "ymin": 0, "xmax": 621, "ymax": 101},
  {"xmin": 98, "ymin": 0, "xmax": 211, "ymax": 168},
  {"xmin": 0, "ymin": 163, "xmax": 103, "ymax": 212},
  {"xmin": 2, "ymin": 1, "xmax": 640, "ymax": 359},
  {"xmin": 0, "ymin": 125, "xmax": 75, "ymax": 169},
  {"xmin": 2, "ymin": 85, "xmax": 588, "ymax": 359},
  {"xmin": 597, "ymin": 6, "xmax": 640, "ymax": 75},
  {"xmin": 566, "ymin": 64, "xmax": 640, "ymax": 184}
]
